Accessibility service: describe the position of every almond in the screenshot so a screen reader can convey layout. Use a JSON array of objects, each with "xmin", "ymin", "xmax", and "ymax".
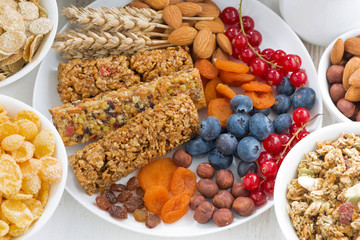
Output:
[
  {"xmin": 193, "ymin": 28, "xmax": 216, "ymax": 58},
  {"xmin": 216, "ymin": 33, "xmax": 232, "ymax": 54},
  {"xmin": 143, "ymin": 0, "xmax": 169, "ymax": 9},
  {"xmin": 185, "ymin": 0, "xmax": 205, "ymax": 2},
  {"xmin": 211, "ymin": 47, "xmax": 229, "ymax": 64},
  {"xmin": 168, "ymin": 26, "xmax": 197, "ymax": 45},
  {"xmin": 344, "ymin": 38, "xmax": 360, "ymax": 56},
  {"xmin": 345, "ymin": 86, "xmax": 360, "ymax": 102},
  {"xmin": 169, "ymin": 0, "xmax": 183, "ymax": 4},
  {"xmin": 203, "ymin": 0, "xmax": 220, "ymax": 13},
  {"xmin": 349, "ymin": 68, "xmax": 360, "ymax": 87},
  {"xmin": 163, "ymin": 5, "xmax": 182, "ymax": 29},
  {"xmin": 183, "ymin": 20, "xmax": 197, "ymax": 27},
  {"xmin": 176, "ymin": 2, "xmax": 202, "ymax": 17},
  {"xmin": 126, "ymin": 1, "xmax": 150, "ymax": 8},
  {"xmin": 214, "ymin": 17, "xmax": 225, "ymax": 30},
  {"xmin": 331, "ymin": 38, "xmax": 344, "ymax": 65},
  {"xmin": 196, "ymin": 3, "xmax": 220, "ymax": 17},
  {"xmin": 195, "ymin": 20, "xmax": 224, "ymax": 33},
  {"xmin": 343, "ymin": 57, "xmax": 360, "ymax": 90}
]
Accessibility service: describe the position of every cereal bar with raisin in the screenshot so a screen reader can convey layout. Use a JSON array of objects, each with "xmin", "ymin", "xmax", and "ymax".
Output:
[
  {"xmin": 49, "ymin": 68, "xmax": 205, "ymax": 146},
  {"xmin": 69, "ymin": 94, "xmax": 199, "ymax": 195}
]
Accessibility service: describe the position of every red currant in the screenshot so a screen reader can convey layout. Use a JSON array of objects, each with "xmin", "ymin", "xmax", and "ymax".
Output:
[
  {"xmin": 250, "ymin": 58, "xmax": 268, "ymax": 76},
  {"xmin": 261, "ymin": 48, "xmax": 274, "ymax": 61},
  {"xmin": 263, "ymin": 133, "xmax": 282, "ymax": 154},
  {"xmin": 221, "ymin": 7, "xmax": 239, "ymax": 25},
  {"xmin": 225, "ymin": 26, "xmax": 240, "ymax": 42},
  {"xmin": 233, "ymin": 33, "xmax": 248, "ymax": 50},
  {"xmin": 242, "ymin": 16, "xmax": 255, "ymax": 31},
  {"xmin": 232, "ymin": 45, "xmax": 241, "ymax": 60},
  {"xmin": 289, "ymin": 123, "xmax": 300, "ymax": 136},
  {"xmin": 294, "ymin": 55, "xmax": 302, "ymax": 67},
  {"xmin": 265, "ymin": 68, "xmax": 283, "ymax": 85},
  {"xmin": 243, "ymin": 173, "xmax": 261, "ymax": 191},
  {"xmin": 273, "ymin": 50, "xmax": 286, "ymax": 65},
  {"xmin": 290, "ymin": 69, "xmax": 308, "ymax": 87},
  {"xmin": 250, "ymin": 189, "xmax": 267, "ymax": 206},
  {"xmin": 293, "ymin": 108, "xmax": 310, "ymax": 126},
  {"xmin": 279, "ymin": 132, "xmax": 291, "ymax": 145},
  {"xmin": 260, "ymin": 160, "xmax": 278, "ymax": 178},
  {"xmin": 246, "ymin": 29, "xmax": 262, "ymax": 47},
  {"xmin": 298, "ymin": 130, "xmax": 310, "ymax": 140},
  {"xmin": 262, "ymin": 177, "xmax": 275, "ymax": 194},
  {"xmin": 283, "ymin": 54, "xmax": 301, "ymax": 72},
  {"xmin": 257, "ymin": 151, "xmax": 275, "ymax": 166},
  {"xmin": 240, "ymin": 47, "xmax": 256, "ymax": 64}
]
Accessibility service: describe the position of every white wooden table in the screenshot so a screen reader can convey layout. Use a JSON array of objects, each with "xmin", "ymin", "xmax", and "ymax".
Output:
[{"xmin": 0, "ymin": 0, "xmax": 331, "ymax": 239}]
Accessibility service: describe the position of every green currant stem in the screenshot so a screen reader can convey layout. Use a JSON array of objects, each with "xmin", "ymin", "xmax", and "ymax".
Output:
[{"xmin": 239, "ymin": 0, "xmax": 246, "ymax": 36}]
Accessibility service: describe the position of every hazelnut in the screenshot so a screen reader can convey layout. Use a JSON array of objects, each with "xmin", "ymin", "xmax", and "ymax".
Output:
[
  {"xmin": 197, "ymin": 179, "xmax": 218, "ymax": 198},
  {"xmin": 194, "ymin": 201, "xmax": 215, "ymax": 224},
  {"xmin": 172, "ymin": 149, "xmax": 192, "ymax": 168},
  {"xmin": 189, "ymin": 194, "xmax": 206, "ymax": 210},
  {"xmin": 231, "ymin": 182, "xmax": 250, "ymax": 198},
  {"xmin": 212, "ymin": 190, "xmax": 234, "ymax": 209},
  {"xmin": 215, "ymin": 169, "xmax": 234, "ymax": 189},
  {"xmin": 212, "ymin": 208, "xmax": 234, "ymax": 227},
  {"xmin": 232, "ymin": 197, "xmax": 255, "ymax": 216},
  {"xmin": 196, "ymin": 162, "xmax": 215, "ymax": 179}
]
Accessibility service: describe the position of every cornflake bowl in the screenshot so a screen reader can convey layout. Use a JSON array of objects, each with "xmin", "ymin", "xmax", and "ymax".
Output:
[
  {"xmin": 318, "ymin": 28, "xmax": 360, "ymax": 123},
  {"xmin": 0, "ymin": 95, "xmax": 67, "ymax": 240},
  {"xmin": 0, "ymin": 0, "xmax": 58, "ymax": 88},
  {"xmin": 274, "ymin": 122, "xmax": 360, "ymax": 239}
]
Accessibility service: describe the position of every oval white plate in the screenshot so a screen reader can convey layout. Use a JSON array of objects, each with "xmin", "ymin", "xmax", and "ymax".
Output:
[{"xmin": 33, "ymin": 0, "xmax": 322, "ymax": 237}]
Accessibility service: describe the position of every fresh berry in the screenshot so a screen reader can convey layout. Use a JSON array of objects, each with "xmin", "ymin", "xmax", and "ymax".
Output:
[
  {"xmin": 186, "ymin": 136, "xmax": 213, "ymax": 156},
  {"xmin": 208, "ymin": 149, "xmax": 233, "ymax": 170},
  {"xmin": 292, "ymin": 87, "xmax": 316, "ymax": 110},
  {"xmin": 246, "ymin": 29, "xmax": 262, "ymax": 47},
  {"xmin": 200, "ymin": 116, "xmax": 222, "ymax": 141},
  {"xmin": 273, "ymin": 50, "xmax": 286, "ymax": 65},
  {"xmin": 250, "ymin": 189, "xmax": 267, "ymax": 206},
  {"xmin": 225, "ymin": 26, "xmax": 240, "ymax": 42},
  {"xmin": 263, "ymin": 134, "xmax": 282, "ymax": 154},
  {"xmin": 241, "ymin": 16, "xmax": 255, "ymax": 31},
  {"xmin": 249, "ymin": 107, "xmax": 271, "ymax": 116},
  {"xmin": 243, "ymin": 173, "xmax": 261, "ymax": 190},
  {"xmin": 237, "ymin": 136, "xmax": 261, "ymax": 162},
  {"xmin": 239, "ymin": 47, "xmax": 256, "ymax": 64},
  {"xmin": 282, "ymin": 54, "xmax": 301, "ymax": 72},
  {"xmin": 232, "ymin": 45, "xmax": 242, "ymax": 60},
  {"xmin": 257, "ymin": 151, "xmax": 275, "ymax": 166},
  {"xmin": 261, "ymin": 48, "xmax": 274, "ymax": 61},
  {"xmin": 230, "ymin": 95, "xmax": 253, "ymax": 113},
  {"xmin": 276, "ymin": 76, "xmax": 296, "ymax": 96},
  {"xmin": 293, "ymin": 108, "xmax": 310, "ymax": 126},
  {"xmin": 260, "ymin": 160, "xmax": 278, "ymax": 177},
  {"xmin": 237, "ymin": 161, "xmax": 258, "ymax": 178},
  {"xmin": 221, "ymin": 7, "xmax": 239, "ymax": 25},
  {"xmin": 262, "ymin": 177, "xmax": 275, "ymax": 194},
  {"xmin": 250, "ymin": 58, "xmax": 268, "ymax": 76},
  {"xmin": 298, "ymin": 130, "xmax": 310, "ymax": 140},
  {"xmin": 249, "ymin": 113, "xmax": 274, "ymax": 140},
  {"xmin": 233, "ymin": 34, "xmax": 248, "ymax": 50},
  {"xmin": 216, "ymin": 133, "xmax": 238, "ymax": 155},
  {"xmin": 289, "ymin": 123, "xmax": 301, "ymax": 136},
  {"xmin": 271, "ymin": 94, "xmax": 292, "ymax": 115},
  {"xmin": 226, "ymin": 113, "xmax": 250, "ymax": 139},
  {"xmin": 265, "ymin": 68, "xmax": 283, "ymax": 86},
  {"xmin": 273, "ymin": 113, "xmax": 292, "ymax": 134},
  {"xmin": 290, "ymin": 69, "xmax": 308, "ymax": 87}
]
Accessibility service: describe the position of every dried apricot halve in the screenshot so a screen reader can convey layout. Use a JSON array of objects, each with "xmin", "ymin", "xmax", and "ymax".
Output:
[
  {"xmin": 216, "ymin": 83, "xmax": 236, "ymax": 99},
  {"xmin": 207, "ymin": 98, "xmax": 233, "ymax": 128},
  {"xmin": 204, "ymin": 78, "xmax": 222, "ymax": 104},
  {"xmin": 161, "ymin": 193, "xmax": 190, "ymax": 224},
  {"xmin": 170, "ymin": 167, "xmax": 196, "ymax": 196},
  {"xmin": 144, "ymin": 186, "xmax": 170, "ymax": 215},
  {"xmin": 220, "ymin": 71, "xmax": 255, "ymax": 87},
  {"xmin": 215, "ymin": 59, "xmax": 250, "ymax": 73},
  {"xmin": 195, "ymin": 58, "xmax": 219, "ymax": 80},
  {"xmin": 241, "ymin": 80, "xmax": 273, "ymax": 93},
  {"xmin": 244, "ymin": 91, "xmax": 276, "ymax": 109}
]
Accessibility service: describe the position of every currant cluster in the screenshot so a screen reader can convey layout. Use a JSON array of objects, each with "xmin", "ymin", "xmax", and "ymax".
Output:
[{"xmin": 221, "ymin": 7, "xmax": 308, "ymax": 88}]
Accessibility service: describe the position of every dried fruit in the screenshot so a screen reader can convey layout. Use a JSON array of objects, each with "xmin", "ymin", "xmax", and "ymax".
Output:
[
  {"xmin": 126, "ymin": 176, "xmax": 140, "ymax": 191},
  {"xmin": 193, "ymin": 28, "xmax": 216, "ymax": 59},
  {"xmin": 108, "ymin": 205, "xmax": 127, "ymax": 219},
  {"xmin": 96, "ymin": 195, "xmax": 111, "ymax": 210},
  {"xmin": 168, "ymin": 26, "xmax": 198, "ymax": 46},
  {"xmin": 176, "ymin": 2, "xmax": 202, "ymax": 17},
  {"xmin": 195, "ymin": 21, "xmax": 224, "ymax": 33},
  {"xmin": 331, "ymin": 38, "xmax": 344, "ymax": 65},
  {"xmin": 144, "ymin": 185, "xmax": 170, "ymax": 215},
  {"xmin": 117, "ymin": 190, "xmax": 132, "ymax": 203},
  {"xmin": 145, "ymin": 213, "xmax": 161, "ymax": 228},
  {"xmin": 160, "ymin": 193, "xmax": 190, "ymax": 223},
  {"xmin": 215, "ymin": 59, "xmax": 250, "ymax": 73},
  {"xmin": 170, "ymin": 167, "xmax": 197, "ymax": 196},
  {"xmin": 204, "ymin": 78, "xmax": 222, "ymax": 104},
  {"xmin": 207, "ymin": 98, "xmax": 233, "ymax": 128},
  {"xmin": 123, "ymin": 196, "xmax": 144, "ymax": 213},
  {"xmin": 338, "ymin": 202, "xmax": 354, "ymax": 225},
  {"xmin": 195, "ymin": 58, "xmax": 219, "ymax": 80},
  {"xmin": 102, "ymin": 190, "xmax": 117, "ymax": 204},
  {"xmin": 216, "ymin": 33, "xmax": 232, "ymax": 54},
  {"xmin": 344, "ymin": 37, "xmax": 360, "ymax": 56},
  {"xmin": 133, "ymin": 209, "xmax": 148, "ymax": 222},
  {"xmin": 163, "ymin": 5, "xmax": 182, "ymax": 29}
]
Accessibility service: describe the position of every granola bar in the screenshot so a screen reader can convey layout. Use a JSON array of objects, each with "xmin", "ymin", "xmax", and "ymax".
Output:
[
  {"xmin": 49, "ymin": 68, "xmax": 205, "ymax": 146},
  {"xmin": 69, "ymin": 94, "xmax": 199, "ymax": 195}
]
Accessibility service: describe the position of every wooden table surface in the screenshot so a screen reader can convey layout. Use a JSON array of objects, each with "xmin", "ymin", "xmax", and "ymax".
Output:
[{"xmin": 1, "ymin": 0, "xmax": 330, "ymax": 239}]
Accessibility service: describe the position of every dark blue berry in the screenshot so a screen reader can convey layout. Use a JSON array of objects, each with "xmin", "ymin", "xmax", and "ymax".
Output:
[
  {"xmin": 249, "ymin": 113, "xmax": 274, "ymax": 140},
  {"xmin": 185, "ymin": 136, "xmax": 213, "ymax": 157},
  {"xmin": 215, "ymin": 133, "xmax": 238, "ymax": 155},
  {"xmin": 273, "ymin": 113, "xmax": 292, "ymax": 134},
  {"xmin": 237, "ymin": 136, "xmax": 261, "ymax": 162},
  {"xmin": 276, "ymin": 76, "xmax": 296, "ymax": 96},
  {"xmin": 292, "ymin": 87, "xmax": 316, "ymax": 111},
  {"xmin": 271, "ymin": 94, "xmax": 292, "ymax": 115},
  {"xmin": 230, "ymin": 95, "xmax": 253, "ymax": 113},
  {"xmin": 249, "ymin": 107, "xmax": 271, "ymax": 116},
  {"xmin": 200, "ymin": 116, "xmax": 222, "ymax": 141},
  {"xmin": 208, "ymin": 149, "xmax": 233, "ymax": 170},
  {"xmin": 237, "ymin": 161, "xmax": 258, "ymax": 178},
  {"xmin": 226, "ymin": 113, "xmax": 250, "ymax": 139}
]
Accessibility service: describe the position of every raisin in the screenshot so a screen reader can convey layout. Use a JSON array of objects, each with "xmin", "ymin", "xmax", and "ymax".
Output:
[
  {"xmin": 117, "ymin": 190, "xmax": 132, "ymax": 203},
  {"xmin": 145, "ymin": 213, "xmax": 161, "ymax": 228},
  {"xmin": 96, "ymin": 195, "xmax": 111, "ymax": 210},
  {"xmin": 123, "ymin": 196, "xmax": 145, "ymax": 213},
  {"xmin": 339, "ymin": 202, "xmax": 354, "ymax": 225},
  {"xmin": 133, "ymin": 209, "xmax": 148, "ymax": 222},
  {"xmin": 127, "ymin": 176, "xmax": 140, "ymax": 190},
  {"xmin": 108, "ymin": 205, "xmax": 128, "ymax": 219},
  {"xmin": 110, "ymin": 183, "xmax": 126, "ymax": 192},
  {"xmin": 136, "ymin": 187, "xmax": 145, "ymax": 197},
  {"xmin": 102, "ymin": 190, "xmax": 117, "ymax": 204}
]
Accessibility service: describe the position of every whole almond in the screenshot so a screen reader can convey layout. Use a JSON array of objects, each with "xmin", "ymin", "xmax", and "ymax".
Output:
[
  {"xmin": 214, "ymin": 17, "xmax": 225, "ymax": 30},
  {"xmin": 176, "ymin": 2, "xmax": 202, "ymax": 17},
  {"xmin": 203, "ymin": 0, "xmax": 220, "ymax": 12},
  {"xmin": 163, "ymin": 5, "xmax": 182, "ymax": 29},
  {"xmin": 168, "ymin": 26, "xmax": 197, "ymax": 45},
  {"xmin": 193, "ymin": 28, "xmax": 216, "ymax": 58},
  {"xmin": 126, "ymin": 1, "xmax": 150, "ymax": 8},
  {"xmin": 331, "ymin": 38, "xmax": 344, "ymax": 65},
  {"xmin": 345, "ymin": 86, "xmax": 360, "ymax": 102},
  {"xmin": 349, "ymin": 68, "xmax": 360, "ymax": 87},
  {"xmin": 195, "ymin": 20, "xmax": 224, "ymax": 33},
  {"xmin": 143, "ymin": 0, "xmax": 169, "ymax": 9},
  {"xmin": 170, "ymin": 0, "xmax": 183, "ymax": 4},
  {"xmin": 217, "ymin": 33, "xmax": 232, "ymax": 54},
  {"xmin": 344, "ymin": 37, "xmax": 360, "ymax": 56},
  {"xmin": 183, "ymin": 20, "xmax": 197, "ymax": 27},
  {"xmin": 211, "ymin": 47, "xmax": 229, "ymax": 64},
  {"xmin": 186, "ymin": 0, "xmax": 205, "ymax": 2},
  {"xmin": 197, "ymin": 3, "xmax": 220, "ymax": 17},
  {"xmin": 343, "ymin": 57, "xmax": 360, "ymax": 90}
]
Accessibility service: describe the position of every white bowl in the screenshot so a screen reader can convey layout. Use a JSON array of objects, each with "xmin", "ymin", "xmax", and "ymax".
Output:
[
  {"xmin": 274, "ymin": 122, "xmax": 360, "ymax": 239},
  {"xmin": 0, "ymin": 0, "xmax": 58, "ymax": 88},
  {"xmin": 318, "ymin": 28, "xmax": 360, "ymax": 123},
  {"xmin": 0, "ymin": 95, "xmax": 67, "ymax": 240}
]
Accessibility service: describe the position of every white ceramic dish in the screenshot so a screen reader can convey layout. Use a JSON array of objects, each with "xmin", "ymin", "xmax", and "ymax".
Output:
[
  {"xmin": 33, "ymin": 0, "xmax": 322, "ymax": 237},
  {"xmin": 318, "ymin": 28, "xmax": 360, "ymax": 123},
  {"xmin": 0, "ymin": 94, "xmax": 67, "ymax": 240},
  {"xmin": 0, "ymin": 0, "xmax": 58, "ymax": 88},
  {"xmin": 274, "ymin": 122, "xmax": 360, "ymax": 239}
]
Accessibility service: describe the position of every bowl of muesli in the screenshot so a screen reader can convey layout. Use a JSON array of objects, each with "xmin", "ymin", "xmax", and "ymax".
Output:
[{"xmin": 274, "ymin": 122, "xmax": 360, "ymax": 240}]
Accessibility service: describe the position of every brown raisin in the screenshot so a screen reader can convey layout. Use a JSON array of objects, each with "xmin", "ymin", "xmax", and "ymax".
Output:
[
  {"xmin": 102, "ymin": 190, "xmax": 117, "ymax": 204},
  {"xmin": 96, "ymin": 195, "xmax": 111, "ymax": 210},
  {"xmin": 127, "ymin": 176, "xmax": 140, "ymax": 190},
  {"xmin": 110, "ymin": 183, "xmax": 126, "ymax": 192},
  {"xmin": 123, "ymin": 196, "xmax": 145, "ymax": 213},
  {"xmin": 108, "ymin": 205, "xmax": 128, "ymax": 219},
  {"xmin": 133, "ymin": 209, "xmax": 148, "ymax": 222},
  {"xmin": 135, "ymin": 187, "xmax": 145, "ymax": 197},
  {"xmin": 145, "ymin": 213, "xmax": 161, "ymax": 228},
  {"xmin": 339, "ymin": 202, "xmax": 354, "ymax": 225},
  {"xmin": 117, "ymin": 190, "xmax": 132, "ymax": 203}
]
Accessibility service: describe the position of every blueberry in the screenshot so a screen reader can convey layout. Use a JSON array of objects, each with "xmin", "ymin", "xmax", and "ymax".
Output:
[
  {"xmin": 271, "ymin": 94, "xmax": 292, "ymax": 114},
  {"xmin": 215, "ymin": 133, "xmax": 238, "ymax": 155},
  {"xmin": 249, "ymin": 107, "xmax": 271, "ymax": 116},
  {"xmin": 273, "ymin": 113, "xmax": 292, "ymax": 134},
  {"xmin": 185, "ymin": 136, "xmax": 213, "ymax": 157},
  {"xmin": 292, "ymin": 87, "xmax": 316, "ymax": 111},
  {"xmin": 230, "ymin": 95, "xmax": 253, "ymax": 113},
  {"xmin": 276, "ymin": 76, "xmax": 296, "ymax": 96},
  {"xmin": 237, "ymin": 136, "xmax": 261, "ymax": 162},
  {"xmin": 237, "ymin": 161, "xmax": 258, "ymax": 178},
  {"xmin": 226, "ymin": 113, "xmax": 250, "ymax": 139},
  {"xmin": 233, "ymin": 149, "xmax": 240, "ymax": 159},
  {"xmin": 208, "ymin": 149, "xmax": 233, "ymax": 170},
  {"xmin": 249, "ymin": 113, "xmax": 274, "ymax": 140},
  {"xmin": 200, "ymin": 116, "xmax": 222, "ymax": 141}
]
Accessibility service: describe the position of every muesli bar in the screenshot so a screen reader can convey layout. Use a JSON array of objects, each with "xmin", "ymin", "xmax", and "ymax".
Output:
[
  {"xmin": 49, "ymin": 68, "xmax": 205, "ymax": 146},
  {"xmin": 69, "ymin": 94, "xmax": 200, "ymax": 195}
]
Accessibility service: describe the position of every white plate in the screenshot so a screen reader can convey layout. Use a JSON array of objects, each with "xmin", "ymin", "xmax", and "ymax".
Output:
[{"xmin": 33, "ymin": 0, "xmax": 322, "ymax": 237}]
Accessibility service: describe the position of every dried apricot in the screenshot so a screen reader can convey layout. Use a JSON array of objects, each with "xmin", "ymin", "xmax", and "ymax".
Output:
[
  {"xmin": 220, "ymin": 71, "xmax": 255, "ymax": 86},
  {"xmin": 216, "ymin": 83, "xmax": 236, "ymax": 99},
  {"xmin": 244, "ymin": 91, "xmax": 276, "ymax": 109},
  {"xmin": 195, "ymin": 58, "xmax": 219, "ymax": 79},
  {"xmin": 144, "ymin": 186, "xmax": 170, "ymax": 215},
  {"xmin": 137, "ymin": 157, "xmax": 177, "ymax": 191},
  {"xmin": 161, "ymin": 193, "xmax": 190, "ymax": 223},
  {"xmin": 208, "ymin": 98, "xmax": 233, "ymax": 128},
  {"xmin": 170, "ymin": 167, "xmax": 196, "ymax": 196},
  {"xmin": 241, "ymin": 80, "xmax": 273, "ymax": 92},
  {"xmin": 215, "ymin": 59, "xmax": 250, "ymax": 73},
  {"xmin": 204, "ymin": 78, "xmax": 222, "ymax": 104}
]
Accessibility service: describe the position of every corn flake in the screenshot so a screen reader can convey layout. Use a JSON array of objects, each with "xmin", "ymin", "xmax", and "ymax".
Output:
[
  {"xmin": 1, "ymin": 134, "xmax": 25, "ymax": 152},
  {"xmin": 39, "ymin": 157, "xmax": 62, "ymax": 183},
  {"xmin": 1, "ymin": 200, "xmax": 33, "ymax": 228},
  {"xmin": 10, "ymin": 141, "xmax": 35, "ymax": 163},
  {"xmin": 33, "ymin": 129, "xmax": 55, "ymax": 158},
  {"xmin": 22, "ymin": 198, "xmax": 42, "ymax": 220},
  {"xmin": 0, "ymin": 220, "xmax": 8, "ymax": 237},
  {"xmin": 0, "ymin": 154, "xmax": 21, "ymax": 195},
  {"xmin": 22, "ymin": 175, "xmax": 41, "ymax": 195}
]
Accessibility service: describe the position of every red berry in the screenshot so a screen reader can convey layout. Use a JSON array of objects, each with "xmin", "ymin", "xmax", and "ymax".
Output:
[
  {"xmin": 289, "ymin": 123, "xmax": 300, "ymax": 136},
  {"xmin": 294, "ymin": 55, "xmax": 302, "ymax": 67},
  {"xmin": 233, "ymin": 33, "xmax": 248, "ymax": 50},
  {"xmin": 263, "ymin": 133, "xmax": 282, "ymax": 154},
  {"xmin": 261, "ymin": 48, "xmax": 274, "ymax": 61},
  {"xmin": 273, "ymin": 50, "xmax": 286, "ymax": 65},
  {"xmin": 250, "ymin": 58, "xmax": 268, "ymax": 76},
  {"xmin": 221, "ymin": 7, "xmax": 240, "ymax": 25},
  {"xmin": 260, "ymin": 160, "xmax": 278, "ymax": 178},
  {"xmin": 279, "ymin": 132, "xmax": 291, "ymax": 145},
  {"xmin": 293, "ymin": 108, "xmax": 310, "ymax": 126},
  {"xmin": 257, "ymin": 151, "xmax": 275, "ymax": 166},
  {"xmin": 262, "ymin": 177, "xmax": 275, "ymax": 194},
  {"xmin": 246, "ymin": 29, "xmax": 262, "ymax": 47},
  {"xmin": 243, "ymin": 173, "xmax": 261, "ymax": 191},
  {"xmin": 240, "ymin": 47, "xmax": 256, "ymax": 64},
  {"xmin": 290, "ymin": 69, "xmax": 308, "ymax": 87},
  {"xmin": 265, "ymin": 68, "xmax": 283, "ymax": 85},
  {"xmin": 250, "ymin": 189, "xmax": 267, "ymax": 206},
  {"xmin": 242, "ymin": 16, "xmax": 254, "ymax": 31},
  {"xmin": 232, "ymin": 45, "xmax": 241, "ymax": 60},
  {"xmin": 225, "ymin": 26, "xmax": 240, "ymax": 42},
  {"xmin": 283, "ymin": 54, "xmax": 301, "ymax": 72},
  {"xmin": 298, "ymin": 130, "xmax": 310, "ymax": 140}
]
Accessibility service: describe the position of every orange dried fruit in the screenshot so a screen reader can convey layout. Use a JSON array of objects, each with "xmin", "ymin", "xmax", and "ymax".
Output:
[
  {"xmin": 207, "ymin": 98, "xmax": 233, "ymax": 128},
  {"xmin": 215, "ymin": 59, "xmax": 250, "ymax": 73},
  {"xmin": 241, "ymin": 80, "xmax": 273, "ymax": 92},
  {"xmin": 244, "ymin": 91, "xmax": 276, "ymax": 109},
  {"xmin": 220, "ymin": 71, "xmax": 255, "ymax": 86},
  {"xmin": 216, "ymin": 83, "xmax": 236, "ymax": 99},
  {"xmin": 144, "ymin": 186, "xmax": 170, "ymax": 215},
  {"xmin": 161, "ymin": 193, "xmax": 190, "ymax": 223},
  {"xmin": 204, "ymin": 78, "xmax": 222, "ymax": 104},
  {"xmin": 170, "ymin": 167, "xmax": 196, "ymax": 196},
  {"xmin": 195, "ymin": 58, "xmax": 219, "ymax": 80}
]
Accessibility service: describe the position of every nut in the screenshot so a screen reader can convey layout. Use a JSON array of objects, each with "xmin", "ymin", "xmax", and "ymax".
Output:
[
  {"xmin": 337, "ymin": 98, "xmax": 355, "ymax": 117},
  {"xmin": 163, "ymin": 5, "xmax": 182, "ymax": 29},
  {"xmin": 194, "ymin": 201, "xmax": 215, "ymax": 224},
  {"xmin": 345, "ymin": 86, "xmax": 360, "ymax": 102},
  {"xmin": 326, "ymin": 65, "xmax": 344, "ymax": 84},
  {"xmin": 193, "ymin": 28, "xmax": 216, "ymax": 58},
  {"xmin": 212, "ymin": 208, "xmax": 234, "ymax": 227},
  {"xmin": 189, "ymin": 194, "xmax": 206, "ymax": 210},
  {"xmin": 349, "ymin": 68, "xmax": 360, "ymax": 87},
  {"xmin": 215, "ymin": 169, "xmax": 234, "ymax": 189},
  {"xmin": 196, "ymin": 162, "xmax": 215, "ymax": 179},
  {"xmin": 172, "ymin": 149, "xmax": 192, "ymax": 168},
  {"xmin": 196, "ymin": 3, "xmax": 220, "ymax": 17},
  {"xmin": 343, "ymin": 57, "xmax": 360, "ymax": 90},
  {"xmin": 216, "ymin": 33, "xmax": 232, "ymax": 54},
  {"xmin": 168, "ymin": 26, "xmax": 198, "ymax": 46},
  {"xmin": 195, "ymin": 20, "xmax": 225, "ymax": 33},
  {"xmin": 143, "ymin": 0, "xmax": 169, "ymax": 9},
  {"xmin": 126, "ymin": 2, "xmax": 151, "ymax": 8},
  {"xmin": 344, "ymin": 37, "xmax": 360, "ymax": 56},
  {"xmin": 211, "ymin": 47, "xmax": 229, "ymax": 64},
  {"xmin": 231, "ymin": 182, "xmax": 250, "ymax": 198},
  {"xmin": 176, "ymin": 2, "xmax": 202, "ymax": 17},
  {"xmin": 196, "ymin": 178, "xmax": 218, "ymax": 198},
  {"xmin": 212, "ymin": 190, "xmax": 234, "ymax": 209},
  {"xmin": 330, "ymin": 83, "xmax": 346, "ymax": 103},
  {"xmin": 232, "ymin": 197, "xmax": 255, "ymax": 216},
  {"xmin": 331, "ymin": 38, "xmax": 344, "ymax": 65}
]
